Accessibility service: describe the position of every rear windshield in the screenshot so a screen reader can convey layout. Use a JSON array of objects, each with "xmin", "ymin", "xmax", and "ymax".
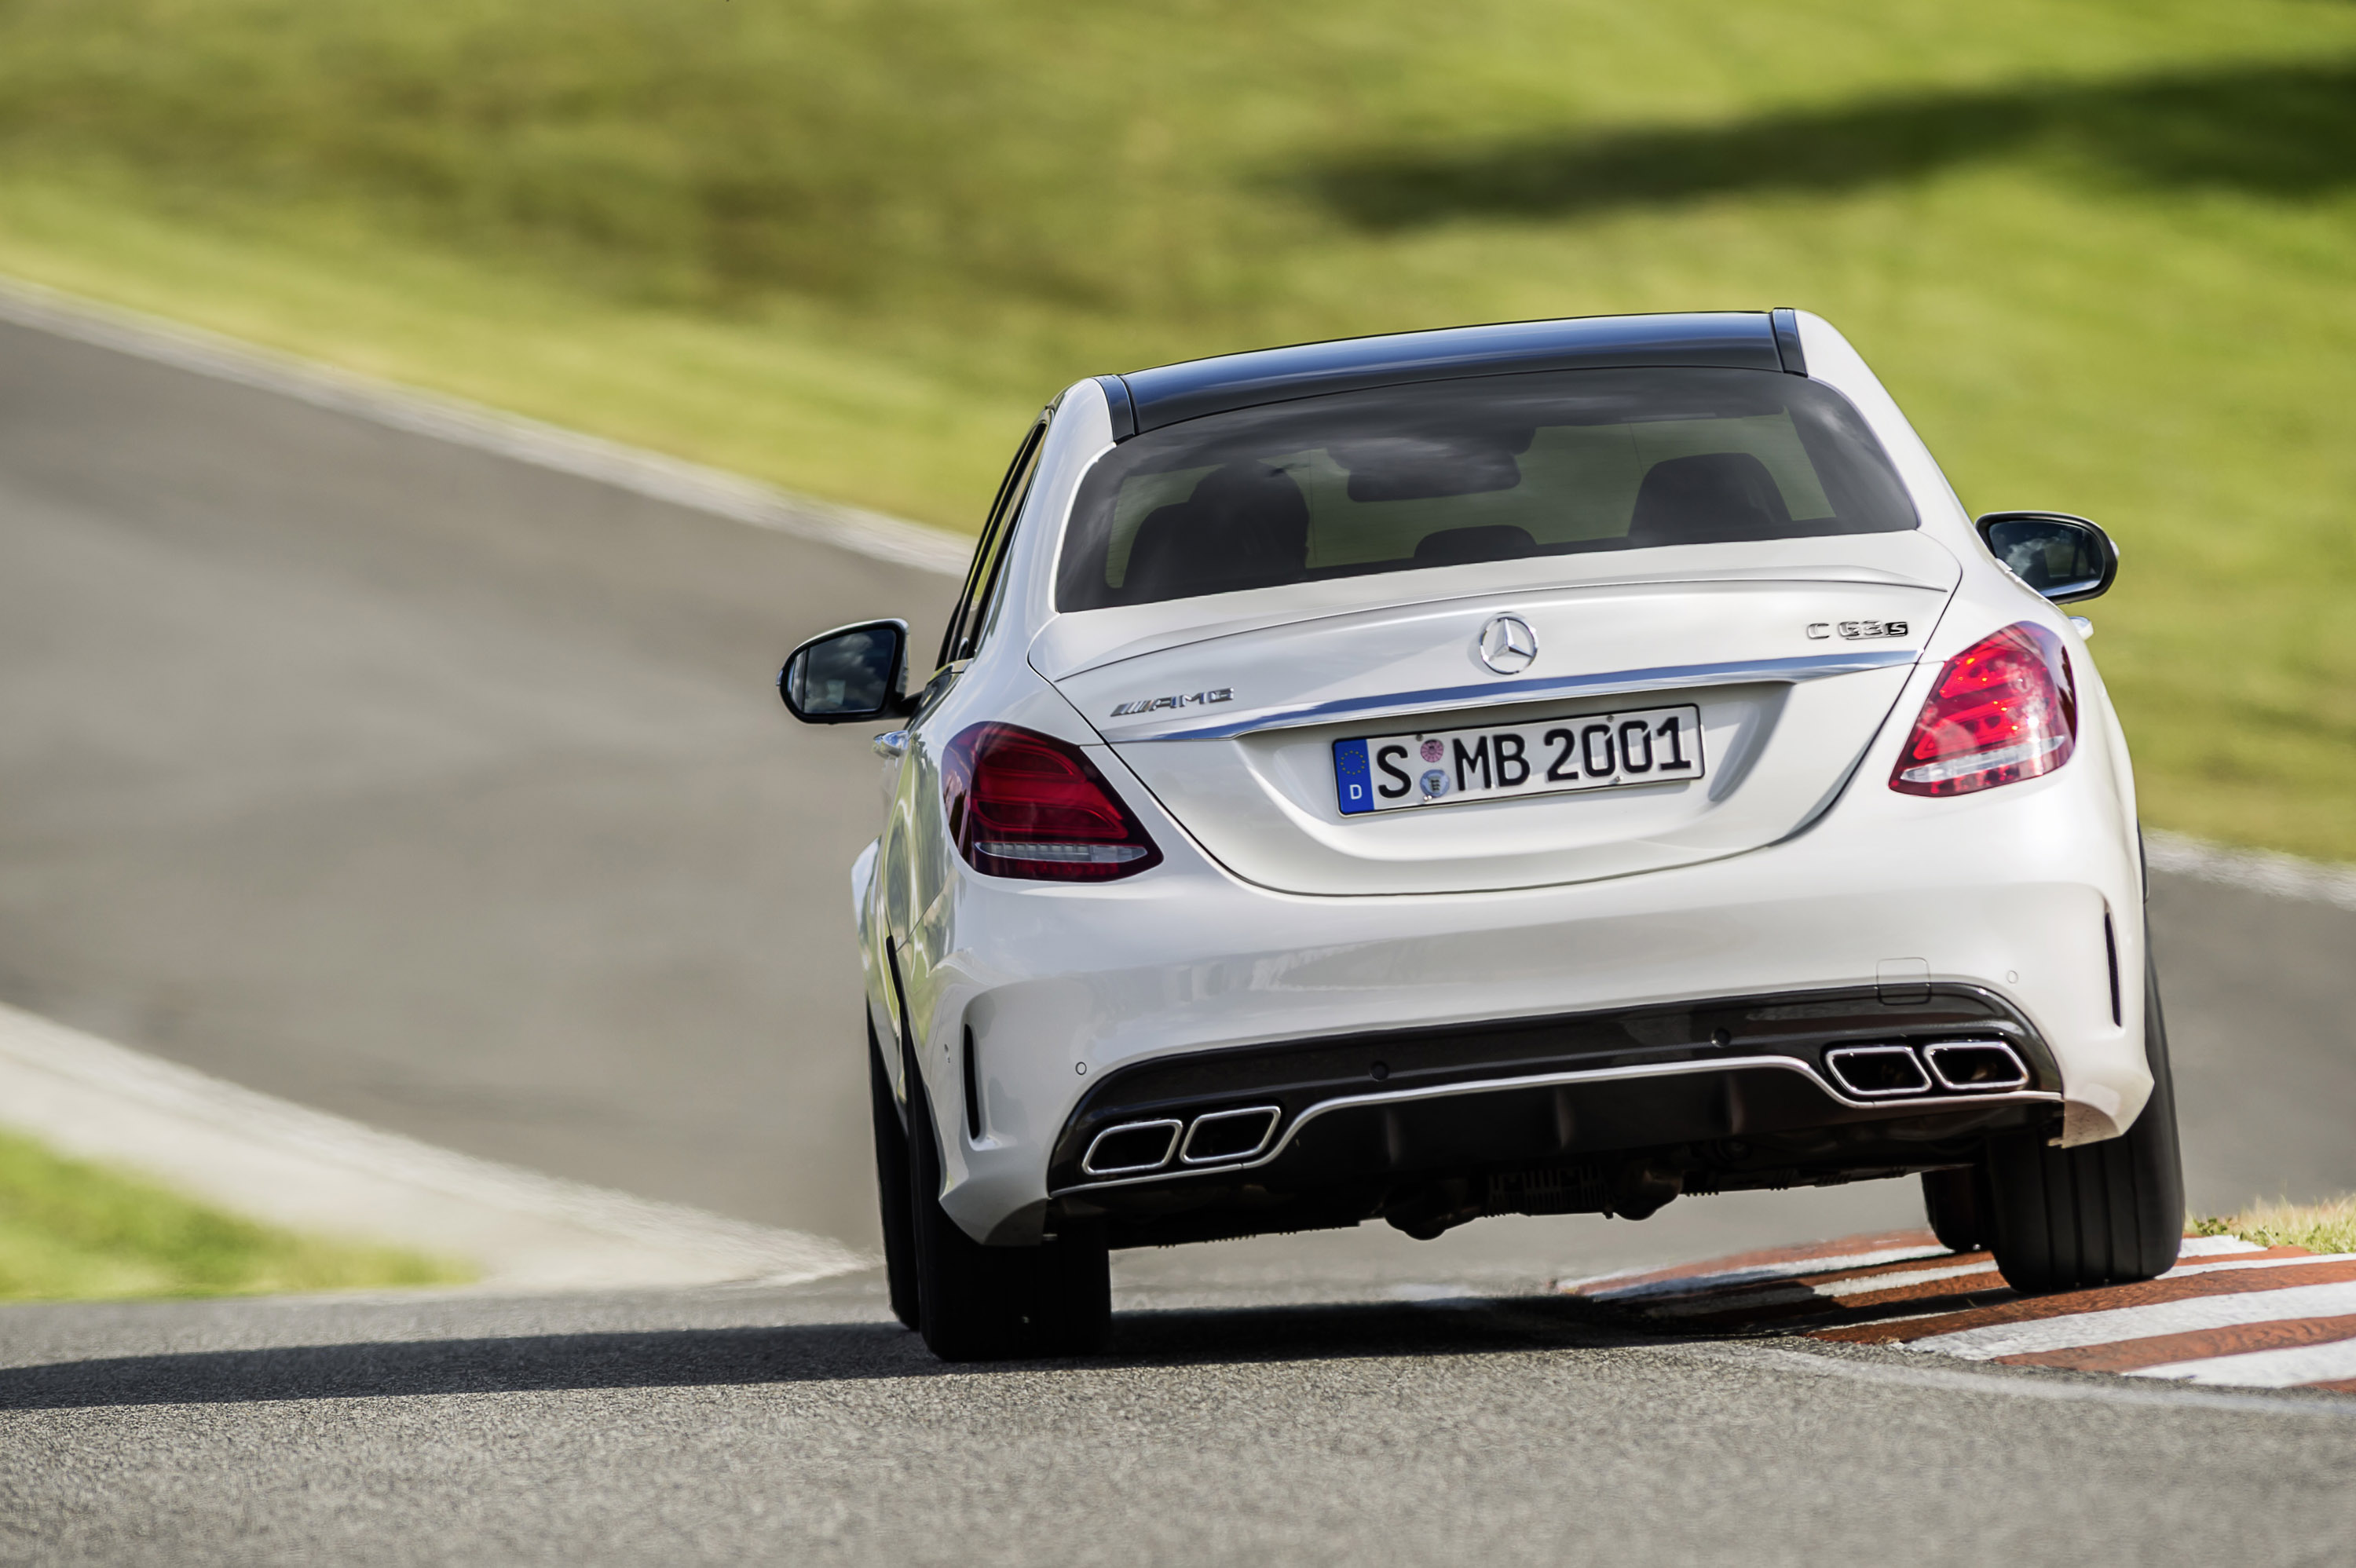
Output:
[{"xmin": 1057, "ymin": 367, "xmax": 1918, "ymax": 612}]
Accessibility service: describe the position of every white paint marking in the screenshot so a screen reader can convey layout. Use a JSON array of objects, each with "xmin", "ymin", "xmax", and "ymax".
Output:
[
  {"xmin": 1691, "ymin": 1343, "xmax": 2356, "ymax": 1419},
  {"xmin": 2179, "ymin": 1235, "xmax": 2270, "ymax": 1258},
  {"xmin": 2146, "ymin": 828, "xmax": 2356, "ymax": 912},
  {"xmin": 1641, "ymin": 1251, "xmax": 2294, "ymax": 1319},
  {"xmin": 2172, "ymin": 1252, "xmax": 2356, "ymax": 1276},
  {"xmin": 1910, "ymin": 1281, "xmax": 2356, "ymax": 1360},
  {"xmin": 0, "ymin": 1000, "xmax": 870, "ymax": 1293},
  {"xmin": 2131, "ymin": 1337, "xmax": 2356, "ymax": 1388},
  {"xmin": 1816, "ymin": 1259, "xmax": 1997, "ymax": 1297},
  {"xmin": 0, "ymin": 273, "xmax": 971, "ymax": 578}
]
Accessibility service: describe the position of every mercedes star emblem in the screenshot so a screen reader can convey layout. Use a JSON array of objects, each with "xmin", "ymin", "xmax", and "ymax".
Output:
[{"xmin": 1476, "ymin": 613, "xmax": 1539, "ymax": 674}]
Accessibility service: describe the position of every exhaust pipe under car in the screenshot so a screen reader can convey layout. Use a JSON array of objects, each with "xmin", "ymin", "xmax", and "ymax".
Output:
[
  {"xmin": 1922, "ymin": 1040, "xmax": 2030, "ymax": 1091},
  {"xmin": 1824, "ymin": 1040, "xmax": 2030, "ymax": 1099},
  {"xmin": 1081, "ymin": 1119, "xmax": 1183, "ymax": 1176},
  {"xmin": 1824, "ymin": 1044, "xmax": 1932, "ymax": 1098},
  {"xmin": 1081, "ymin": 1105, "xmax": 1282, "ymax": 1179}
]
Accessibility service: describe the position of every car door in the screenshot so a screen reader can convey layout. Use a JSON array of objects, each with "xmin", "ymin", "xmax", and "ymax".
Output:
[{"xmin": 874, "ymin": 410, "xmax": 1049, "ymax": 1095}]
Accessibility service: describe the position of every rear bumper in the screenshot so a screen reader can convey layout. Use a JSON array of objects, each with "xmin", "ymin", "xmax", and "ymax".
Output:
[{"xmin": 1044, "ymin": 984, "xmax": 2059, "ymax": 1248}]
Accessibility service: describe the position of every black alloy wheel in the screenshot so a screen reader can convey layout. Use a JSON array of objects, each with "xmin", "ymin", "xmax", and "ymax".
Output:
[
  {"xmin": 1982, "ymin": 950, "xmax": 2186, "ymax": 1292},
  {"xmin": 867, "ymin": 1019, "xmax": 921, "ymax": 1331},
  {"xmin": 904, "ymin": 1038, "xmax": 1111, "ymax": 1361}
]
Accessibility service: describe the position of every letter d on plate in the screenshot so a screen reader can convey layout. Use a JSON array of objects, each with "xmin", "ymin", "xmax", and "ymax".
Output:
[{"xmin": 1333, "ymin": 739, "xmax": 1374, "ymax": 815}]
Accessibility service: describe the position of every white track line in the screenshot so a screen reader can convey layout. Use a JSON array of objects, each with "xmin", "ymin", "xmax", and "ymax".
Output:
[
  {"xmin": 0, "ymin": 273, "xmax": 971, "ymax": 578},
  {"xmin": 2132, "ymin": 1338, "xmax": 2356, "ymax": 1388},
  {"xmin": 2171, "ymin": 1252, "xmax": 2356, "ymax": 1276},
  {"xmin": 1910, "ymin": 1281, "xmax": 2356, "ymax": 1361},
  {"xmin": 0, "ymin": 1000, "xmax": 869, "ymax": 1293},
  {"xmin": 1707, "ymin": 1343, "xmax": 2356, "ymax": 1418},
  {"xmin": 1640, "ymin": 1246, "xmax": 2287, "ymax": 1319},
  {"xmin": 2179, "ymin": 1235, "xmax": 2275, "ymax": 1259},
  {"xmin": 2145, "ymin": 828, "xmax": 2356, "ymax": 912}
]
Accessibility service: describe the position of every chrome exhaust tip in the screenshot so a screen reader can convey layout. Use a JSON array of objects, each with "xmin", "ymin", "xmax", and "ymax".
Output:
[
  {"xmin": 1922, "ymin": 1040, "xmax": 2030, "ymax": 1092},
  {"xmin": 1824, "ymin": 1044, "xmax": 1931, "ymax": 1098},
  {"xmin": 1081, "ymin": 1119, "xmax": 1182, "ymax": 1176},
  {"xmin": 1179, "ymin": 1106, "xmax": 1280, "ymax": 1164}
]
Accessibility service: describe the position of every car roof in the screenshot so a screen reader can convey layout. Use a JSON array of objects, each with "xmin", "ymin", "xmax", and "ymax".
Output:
[{"xmin": 1096, "ymin": 310, "xmax": 1804, "ymax": 437}]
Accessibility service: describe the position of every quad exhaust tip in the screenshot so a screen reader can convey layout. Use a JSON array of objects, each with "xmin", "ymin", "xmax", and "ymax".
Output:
[
  {"xmin": 1824, "ymin": 1040, "xmax": 2029, "ymax": 1099},
  {"xmin": 1180, "ymin": 1106, "xmax": 1280, "ymax": 1164},
  {"xmin": 1082, "ymin": 1105, "xmax": 1282, "ymax": 1178},
  {"xmin": 1824, "ymin": 1044, "xmax": 1931, "ymax": 1098},
  {"xmin": 1081, "ymin": 1119, "xmax": 1181, "ymax": 1176},
  {"xmin": 1923, "ymin": 1040, "xmax": 2030, "ymax": 1091}
]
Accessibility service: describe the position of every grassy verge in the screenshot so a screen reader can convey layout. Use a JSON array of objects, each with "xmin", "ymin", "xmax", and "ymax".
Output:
[
  {"xmin": 2194, "ymin": 1195, "xmax": 2356, "ymax": 1257},
  {"xmin": 2, "ymin": 0, "xmax": 2355, "ymax": 857},
  {"xmin": 0, "ymin": 1126, "xmax": 466, "ymax": 1302}
]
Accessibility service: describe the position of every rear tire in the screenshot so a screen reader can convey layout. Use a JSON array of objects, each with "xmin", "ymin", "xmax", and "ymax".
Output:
[
  {"xmin": 1920, "ymin": 1165, "xmax": 1991, "ymax": 1252},
  {"xmin": 905, "ymin": 1048, "xmax": 1110, "ymax": 1361},
  {"xmin": 1984, "ymin": 953, "xmax": 2185, "ymax": 1293},
  {"xmin": 868, "ymin": 1020, "xmax": 921, "ymax": 1331}
]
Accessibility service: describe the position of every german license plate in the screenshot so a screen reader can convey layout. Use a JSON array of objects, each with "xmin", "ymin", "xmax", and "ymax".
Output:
[{"xmin": 1333, "ymin": 704, "xmax": 1703, "ymax": 814}]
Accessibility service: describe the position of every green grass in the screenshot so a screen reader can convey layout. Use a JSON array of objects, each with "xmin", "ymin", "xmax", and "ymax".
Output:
[
  {"xmin": 2194, "ymin": 1194, "xmax": 2356, "ymax": 1257},
  {"xmin": 0, "ymin": 1127, "xmax": 466, "ymax": 1301},
  {"xmin": 3, "ymin": 0, "xmax": 2355, "ymax": 856}
]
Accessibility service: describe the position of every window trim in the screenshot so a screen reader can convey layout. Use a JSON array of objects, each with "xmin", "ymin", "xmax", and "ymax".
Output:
[{"xmin": 937, "ymin": 411, "xmax": 1050, "ymax": 673}]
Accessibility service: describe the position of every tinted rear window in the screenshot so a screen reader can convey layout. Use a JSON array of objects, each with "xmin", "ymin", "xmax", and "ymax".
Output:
[{"xmin": 1057, "ymin": 367, "xmax": 1918, "ymax": 612}]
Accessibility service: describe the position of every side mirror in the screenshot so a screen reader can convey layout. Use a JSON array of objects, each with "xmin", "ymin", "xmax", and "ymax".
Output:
[
  {"xmin": 1974, "ymin": 511, "xmax": 2119, "ymax": 604},
  {"xmin": 778, "ymin": 619, "xmax": 913, "ymax": 724}
]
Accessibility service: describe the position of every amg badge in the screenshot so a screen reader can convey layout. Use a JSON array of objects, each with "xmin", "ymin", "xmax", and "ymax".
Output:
[{"xmin": 1110, "ymin": 688, "xmax": 1234, "ymax": 718}]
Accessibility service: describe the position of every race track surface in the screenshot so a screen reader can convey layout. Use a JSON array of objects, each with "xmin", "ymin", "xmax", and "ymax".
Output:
[
  {"xmin": 5, "ymin": 1274, "xmax": 2355, "ymax": 1568},
  {"xmin": 2, "ymin": 309, "xmax": 2352, "ymax": 1563}
]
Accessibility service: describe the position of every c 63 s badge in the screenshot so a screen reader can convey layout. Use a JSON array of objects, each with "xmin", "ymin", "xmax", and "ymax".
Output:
[
  {"xmin": 1110, "ymin": 688, "xmax": 1233, "ymax": 718},
  {"xmin": 1807, "ymin": 619, "xmax": 1909, "ymax": 641}
]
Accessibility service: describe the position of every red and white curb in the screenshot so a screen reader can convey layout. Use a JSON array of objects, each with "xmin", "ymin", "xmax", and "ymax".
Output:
[{"xmin": 1562, "ymin": 1230, "xmax": 2356, "ymax": 1393}]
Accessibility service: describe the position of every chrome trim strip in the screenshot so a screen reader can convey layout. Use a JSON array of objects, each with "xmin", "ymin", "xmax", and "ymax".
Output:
[
  {"xmin": 1080, "ymin": 1118, "xmax": 1183, "ymax": 1177},
  {"xmin": 1106, "ymin": 649, "xmax": 1918, "ymax": 741},
  {"xmin": 1052, "ymin": 1054, "xmax": 2058, "ymax": 1197}
]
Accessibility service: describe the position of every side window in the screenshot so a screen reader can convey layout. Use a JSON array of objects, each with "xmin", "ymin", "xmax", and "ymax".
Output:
[{"xmin": 937, "ymin": 411, "xmax": 1048, "ymax": 671}]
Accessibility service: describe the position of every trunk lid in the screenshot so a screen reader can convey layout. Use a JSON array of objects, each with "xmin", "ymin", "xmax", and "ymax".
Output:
[{"xmin": 1036, "ymin": 535, "xmax": 1958, "ymax": 895}]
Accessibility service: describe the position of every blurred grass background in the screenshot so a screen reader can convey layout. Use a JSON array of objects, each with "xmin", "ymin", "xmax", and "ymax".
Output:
[
  {"xmin": 0, "ymin": 1128, "xmax": 463, "ymax": 1299},
  {"xmin": 0, "ymin": 0, "xmax": 2352, "ymax": 856}
]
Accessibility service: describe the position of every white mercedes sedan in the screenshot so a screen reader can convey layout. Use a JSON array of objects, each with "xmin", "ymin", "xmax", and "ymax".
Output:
[{"xmin": 780, "ymin": 309, "xmax": 2182, "ymax": 1361}]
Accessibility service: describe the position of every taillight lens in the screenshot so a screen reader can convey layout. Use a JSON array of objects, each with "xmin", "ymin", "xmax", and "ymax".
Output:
[
  {"xmin": 1890, "ymin": 623, "xmax": 2077, "ymax": 797},
  {"xmin": 942, "ymin": 723, "xmax": 1163, "ymax": 881}
]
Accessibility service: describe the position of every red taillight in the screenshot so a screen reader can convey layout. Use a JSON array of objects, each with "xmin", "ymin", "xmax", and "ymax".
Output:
[
  {"xmin": 942, "ymin": 723, "xmax": 1162, "ymax": 881},
  {"xmin": 1890, "ymin": 623, "xmax": 2077, "ymax": 797}
]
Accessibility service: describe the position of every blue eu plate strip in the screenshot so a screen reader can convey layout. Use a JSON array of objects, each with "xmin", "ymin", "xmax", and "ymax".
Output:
[{"xmin": 1333, "ymin": 737, "xmax": 1374, "ymax": 815}]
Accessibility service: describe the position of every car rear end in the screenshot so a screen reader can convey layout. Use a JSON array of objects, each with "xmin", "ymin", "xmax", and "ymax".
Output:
[{"xmin": 897, "ymin": 312, "xmax": 2143, "ymax": 1255}]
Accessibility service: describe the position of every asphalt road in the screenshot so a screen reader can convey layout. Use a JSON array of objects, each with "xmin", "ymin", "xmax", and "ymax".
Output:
[
  {"xmin": 3, "ymin": 310, "xmax": 2354, "ymax": 1563},
  {"xmin": 5, "ymin": 1275, "xmax": 2356, "ymax": 1567}
]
